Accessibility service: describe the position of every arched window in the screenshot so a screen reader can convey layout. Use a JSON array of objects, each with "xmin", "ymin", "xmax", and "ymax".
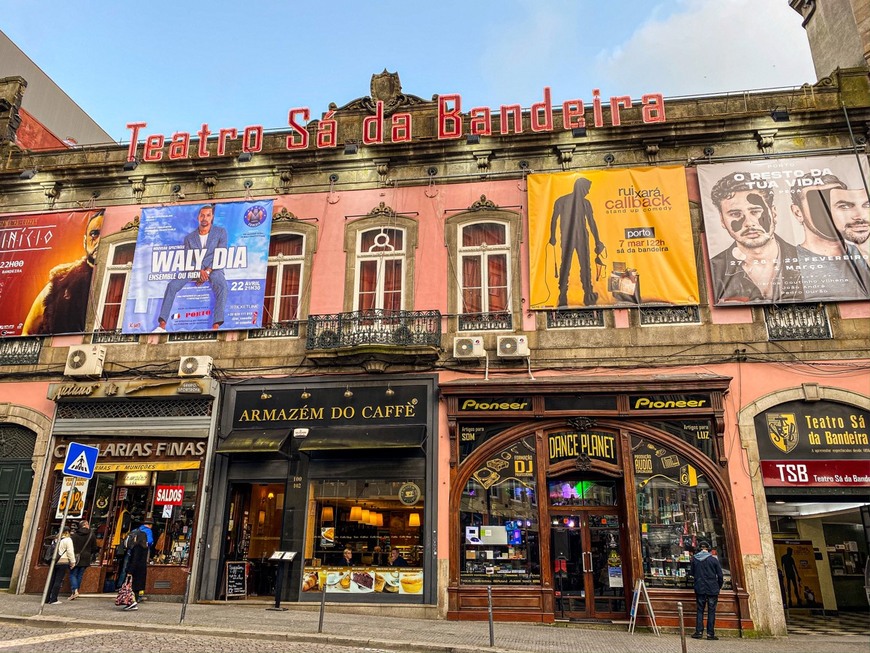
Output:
[{"xmin": 355, "ymin": 227, "xmax": 406, "ymax": 312}]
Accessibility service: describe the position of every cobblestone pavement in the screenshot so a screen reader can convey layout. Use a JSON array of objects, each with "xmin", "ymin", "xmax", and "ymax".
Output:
[{"xmin": 0, "ymin": 592, "xmax": 867, "ymax": 653}]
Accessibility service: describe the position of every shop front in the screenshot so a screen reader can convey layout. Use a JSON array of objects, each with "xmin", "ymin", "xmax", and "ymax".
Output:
[
  {"xmin": 740, "ymin": 388, "xmax": 870, "ymax": 617},
  {"xmin": 25, "ymin": 378, "xmax": 218, "ymax": 598},
  {"xmin": 443, "ymin": 375, "xmax": 752, "ymax": 630},
  {"xmin": 202, "ymin": 375, "xmax": 437, "ymax": 605}
]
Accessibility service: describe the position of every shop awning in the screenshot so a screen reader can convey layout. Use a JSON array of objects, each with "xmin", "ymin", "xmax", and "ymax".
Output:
[
  {"xmin": 298, "ymin": 425, "xmax": 426, "ymax": 452},
  {"xmin": 216, "ymin": 429, "xmax": 292, "ymax": 455}
]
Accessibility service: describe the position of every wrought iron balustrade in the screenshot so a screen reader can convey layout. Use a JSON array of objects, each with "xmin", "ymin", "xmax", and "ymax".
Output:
[
  {"xmin": 458, "ymin": 311, "xmax": 512, "ymax": 331},
  {"xmin": 248, "ymin": 321, "xmax": 301, "ymax": 339},
  {"xmin": 92, "ymin": 329, "xmax": 139, "ymax": 344},
  {"xmin": 546, "ymin": 309, "xmax": 605, "ymax": 329},
  {"xmin": 764, "ymin": 304, "xmax": 831, "ymax": 341},
  {"xmin": 168, "ymin": 331, "xmax": 218, "ymax": 342},
  {"xmin": 639, "ymin": 305, "xmax": 701, "ymax": 325},
  {"xmin": 0, "ymin": 337, "xmax": 42, "ymax": 365},
  {"xmin": 306, "ymin": 310, "xmax": 441, "ymax": 350}
]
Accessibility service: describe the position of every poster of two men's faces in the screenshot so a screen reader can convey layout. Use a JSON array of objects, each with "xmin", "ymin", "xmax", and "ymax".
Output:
[{"xmin": 697, "ymin": 154, "xmax": 869, "ymax": 305}]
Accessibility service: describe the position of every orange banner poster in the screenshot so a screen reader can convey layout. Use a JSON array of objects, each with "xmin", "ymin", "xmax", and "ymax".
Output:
[
  {"xmin": 0, "ymin": 209, "xmax": 103, "ymax": 337},
  {"xmin": 528, "ymin": 168, "xmax": 698, "ymax": 308}
]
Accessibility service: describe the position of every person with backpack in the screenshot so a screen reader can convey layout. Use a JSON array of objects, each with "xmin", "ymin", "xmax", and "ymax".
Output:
[
  {"xmin": 46, "ymin": 526, "xmax": 75, "ymax": 605},
  {"xmin": 68, "ymin": 520, "xmax": 98, "ymax": 600},
  {"xmin": 125, "ymin": 520, "xmax": 151, "ymax": 610}
]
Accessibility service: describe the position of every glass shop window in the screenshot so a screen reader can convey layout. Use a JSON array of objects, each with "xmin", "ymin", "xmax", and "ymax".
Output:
[
  {"xmin": 40, "ymin": 468, "xmax": 199, "ymax": 568},
  {"xmin": 301, "ymin": 479, "xmax": 425, "ymax": 595},
  {"xmin": 632, "ymin": 436, "xmax": 731, "ymax": 589},
  {"xmin": 459, "ymin": 436, "xmax": 541, "ymax": 585}
]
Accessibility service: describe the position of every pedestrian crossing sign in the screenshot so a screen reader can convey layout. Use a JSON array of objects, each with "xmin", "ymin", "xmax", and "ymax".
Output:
[{"xmin": 62, "ymin": 442, "xmax": 99, "ymax": 479}]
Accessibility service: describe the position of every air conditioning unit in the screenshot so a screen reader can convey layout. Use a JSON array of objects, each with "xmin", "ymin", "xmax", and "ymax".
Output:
[
  {"xmin": 453, "ymin": 336, "xmax": 485, "ymax": 359},
  {"xmin": 497, "ymin": 335, "xmax": 530, "ymax": 358},
  {"xmin": 178, "ymin": 355, "xmax": 213, "ymax": 378},
  {"xmin": 64, "ymin": 345, "xmax": 106, "ymax": 377}
]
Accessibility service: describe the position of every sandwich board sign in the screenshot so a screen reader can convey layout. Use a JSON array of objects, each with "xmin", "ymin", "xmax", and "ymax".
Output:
[{"xmin": 62, "ymin": 442, "xmax": 99, "ymax": 480}]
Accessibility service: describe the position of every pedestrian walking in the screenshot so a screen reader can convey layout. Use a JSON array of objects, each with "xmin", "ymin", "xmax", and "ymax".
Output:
[
  {"xmin": 47, "ymin": 527, "xmax": 75, "ymax": 605},
  {"xmin": 691, "ymin": 540, "xmax": 724, "ymax": 640},
  {"xmin": 125, "ymin": 524, "xmax": 150, "ymax": 610},
  {"xmin": 69, "ymin": 519, "xmax": 97, "ymax": 600}
]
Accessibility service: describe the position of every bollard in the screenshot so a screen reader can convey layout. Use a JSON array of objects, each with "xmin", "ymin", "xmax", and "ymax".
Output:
[
  {"xmin": 317, "ymin": 583, "xmax": 327, "ymax": 634},
  {"xmin": 677, "ymin": 601, "xmax": 687, "ymax": 653},
  {"xmin": 178, "ymin": 568, "xmax": 192, "ymax": 624},
  {"xmin": 487, "ymin": 585, "xmax": 495, "ymax": 647}
]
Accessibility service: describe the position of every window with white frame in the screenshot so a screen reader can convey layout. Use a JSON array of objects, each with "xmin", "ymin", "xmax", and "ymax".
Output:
[
  {"xmin": 355, "ymin": 227, "xmax": 405, "ymax": 312},
  {"xmin": 264, "ymin": 233, "xmax": 305, "ymax": 326},
  {"xmin": 458, "ymin": 222, "xmax": 510, "ymax": 315},
  {"xmin": 95, "ymin": 242, "xmax": 135, "ymax": 333}
]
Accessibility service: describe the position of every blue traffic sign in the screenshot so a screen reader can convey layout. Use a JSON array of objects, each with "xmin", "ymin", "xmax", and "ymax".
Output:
[{"xmin": 62, "ymin": 442, "xmax": 99, "ymax": 479}]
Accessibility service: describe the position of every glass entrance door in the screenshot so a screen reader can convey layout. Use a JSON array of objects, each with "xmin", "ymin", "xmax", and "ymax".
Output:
[{"xmin": 551, "ymin": 511, "xmax": 627, "ymax": 620}]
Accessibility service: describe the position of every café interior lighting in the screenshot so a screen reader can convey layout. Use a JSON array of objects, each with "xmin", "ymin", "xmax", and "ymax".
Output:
[
  {"xmin": 360, "ymin": 509, "xmax": 370, "ymax": 523},
  {"xmin": 237, "ymin": 151, "xmax": 254, "ymax": 163},
  {"xmin": 376, "ymin": 513, "xmax": 384, "ymax": 528},
  {"xmin": 321, "ymin": 506, "xmax": 334, "ymax": 521},
  {"xmin": 19, "ymin": 168, "xmax": 37, "ymax": 180},
  {"xmin": 408, "ymin": 512, "xmax": 421, "ymax": 528},
  {"xmin": 349, "ymin": 506, "xmax": 362, "ymax": 521}
]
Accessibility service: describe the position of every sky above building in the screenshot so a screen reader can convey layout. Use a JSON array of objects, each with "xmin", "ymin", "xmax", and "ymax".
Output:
[{"xmin": 3, "ymin": 0, "xmax": 816, "ymax": 144}]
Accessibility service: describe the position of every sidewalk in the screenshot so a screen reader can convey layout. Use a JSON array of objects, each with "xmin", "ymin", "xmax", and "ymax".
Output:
[{"xmin": 0, "ymin": 592, "xmax": 867, "ymax": 653}]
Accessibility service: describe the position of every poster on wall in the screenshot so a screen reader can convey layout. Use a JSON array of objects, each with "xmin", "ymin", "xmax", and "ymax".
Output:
[
  {"xmin": 773, "ymin": 539, "xmax": 823, "ymax": 610},
  {"xmin": 123, "ymin": 201, "xmax": 273, "ymax": 333},
  {"xmin": 54, "ymin": 477, "xmax": 90, "ymax": 519},
  {"xmin": 0, "ymin": 209, "xmax": 104, "ymax": 337},
  {"xmin": 527, "ymin": 167, "xmax": 699, "ymax": 309},
  {"xmin": 697, "ymin": 154, "xmax": 870, "ymax": 305}
]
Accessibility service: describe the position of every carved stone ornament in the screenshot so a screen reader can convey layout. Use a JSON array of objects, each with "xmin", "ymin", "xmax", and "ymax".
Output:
[
  {"xmin": 273, "ymin": 207, "xmax": 300, "ymax": 222},
  {"xmin": 336, "ymin": 70, "xmax": 428, "ymax": 116},
  {"xmin": 469, "ymin": 195, "xmax": 497, "ymax": 212},
  {"xmin": 568, "ymin": 416, "xmax": 596, "ymax": 431},
  {"xmin": 366, "ymin": 201, "xmax": 396, "ymax": 219},
  {"xmin": 574, "ymin": 452, "xmax": 593, "ymax": 472}
]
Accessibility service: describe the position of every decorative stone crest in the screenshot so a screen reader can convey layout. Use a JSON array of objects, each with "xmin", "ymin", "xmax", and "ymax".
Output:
[{"xmin": 336, "ymin": 70, "xmax": 428, "ymax": 116}]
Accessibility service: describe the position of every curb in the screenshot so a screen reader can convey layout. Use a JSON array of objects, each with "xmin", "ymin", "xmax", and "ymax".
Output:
[{"xmin": 0, "ymin": 613, "xmax": 516, "ymax": 653}]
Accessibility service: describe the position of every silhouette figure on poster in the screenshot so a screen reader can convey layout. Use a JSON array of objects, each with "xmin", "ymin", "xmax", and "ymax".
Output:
[
  {"xmin": 780, "ymin": 546, "xmax": 801, "ymax": 607},
  {"xmin": 549, "ymin": 177, "xmax": 605, "ymax": 306}
]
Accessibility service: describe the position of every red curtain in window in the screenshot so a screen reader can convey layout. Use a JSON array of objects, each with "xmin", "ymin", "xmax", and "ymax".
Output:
[
  {"xmin": 279, "ymin": 264, "xmax": 301, "ymax": 321},
  {"xmin": 358, "ymin": 260, "xmax": 378, "ymax": 312},
  {"xmin": 263, "ymin": 266, "xmax": 277, "ymax": 324},
  {"xmin": 99, "ymin": 272, "xmax": 127, "ymax": 330},
  {"xmin": 487, "ymin": 254, "xmax": 508, "ymax": 311},
  {"xmin": 462, "ymin": 256, "xmax": 482, "ymax": 313},
  {"xmin": 383, "ymin": 259, "xmax": 402, "ymax": 312}
]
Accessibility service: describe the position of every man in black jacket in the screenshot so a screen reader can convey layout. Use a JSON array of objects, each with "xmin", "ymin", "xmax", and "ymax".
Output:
[{"xmin": 691, "ymin": 541, "xmax": 724, "ymax": 640}]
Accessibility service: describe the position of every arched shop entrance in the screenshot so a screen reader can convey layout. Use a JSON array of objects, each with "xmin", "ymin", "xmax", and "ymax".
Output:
[{"xmin": 443, "ymin": 376, "xmax": 753, "ymax": 631}]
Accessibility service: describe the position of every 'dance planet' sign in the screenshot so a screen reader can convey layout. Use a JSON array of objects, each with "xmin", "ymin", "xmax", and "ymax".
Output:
[{"xmin": 125, "ymin": 87, "xmax": 667, "ymax": 163}]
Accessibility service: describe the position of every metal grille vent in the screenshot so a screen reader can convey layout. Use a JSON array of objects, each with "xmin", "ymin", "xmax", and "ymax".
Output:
[
  {"xmin": 55, "ymin": 399, "xmax": 213, "ymax": 420},
  {"xmin": 0, "ymin": 425, "xmax": 37, "ymax": 459}
]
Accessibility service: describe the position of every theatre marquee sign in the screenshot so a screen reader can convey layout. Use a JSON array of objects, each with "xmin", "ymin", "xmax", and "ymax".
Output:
[{"xmin": 126, "ymin": 86, "xmax": 666, "ymax": 163}]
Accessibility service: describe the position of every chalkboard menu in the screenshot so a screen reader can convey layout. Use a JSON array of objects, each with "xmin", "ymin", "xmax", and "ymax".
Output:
[{"xmin": 225, "ymin": 561, "xmax": 247, "ymax": 599}]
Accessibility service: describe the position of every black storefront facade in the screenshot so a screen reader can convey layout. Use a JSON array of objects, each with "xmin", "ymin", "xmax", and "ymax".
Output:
[
  {"xmin": 442, "ymin": 374, "xmax": 753, "ymax": 631},
  {"xmin": 201, "ymin": 375, "xmax": 437, "ymax": 605}
]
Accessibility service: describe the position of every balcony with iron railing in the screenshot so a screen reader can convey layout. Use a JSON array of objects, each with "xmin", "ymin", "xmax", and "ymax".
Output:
[{"xmin": 305, "ymin": 309, "xmax": 442, "ymax": 366}]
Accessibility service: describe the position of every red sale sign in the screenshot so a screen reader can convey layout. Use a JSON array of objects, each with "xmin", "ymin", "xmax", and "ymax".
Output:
[{"xmin": 154, "ymin": 484, "xmax": 185, "ymax": 505}]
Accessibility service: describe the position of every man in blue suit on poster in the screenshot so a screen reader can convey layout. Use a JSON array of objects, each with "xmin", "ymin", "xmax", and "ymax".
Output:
[{"xmin": 154, "ymin": 204, "xmax": 228, "ymax": 331}]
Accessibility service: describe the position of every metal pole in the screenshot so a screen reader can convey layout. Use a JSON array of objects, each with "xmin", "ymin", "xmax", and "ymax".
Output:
[
  {"xmin": 178, "ymin": 568, "xmax": 192, "ymax": 624},
  {"xmin": 487, "ymin": 585, "xmax": 495, "ymax": 647},
  {"xmin": 677, "ymin": 601, "xmax": 687, "ymax": 653},
  {"xmin": 317, "ymin": 583, "xmax": 327, "ymax": 634},
  {"xmin": 38, "ymin": 481, "xmax": 75, "ymax": 615}
]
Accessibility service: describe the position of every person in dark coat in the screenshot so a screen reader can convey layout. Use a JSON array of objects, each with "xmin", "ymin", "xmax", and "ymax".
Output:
[
  {"xmin": 68, "ymin": 520, "xmax": 98, "ymax": 600},
  {"xmin": 691, "ymin": 541, "xmax": 724, "ymax": 640},
  {"xmin": 125, "ymin": 526, "xmax": 149, "ymax": 610}
]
